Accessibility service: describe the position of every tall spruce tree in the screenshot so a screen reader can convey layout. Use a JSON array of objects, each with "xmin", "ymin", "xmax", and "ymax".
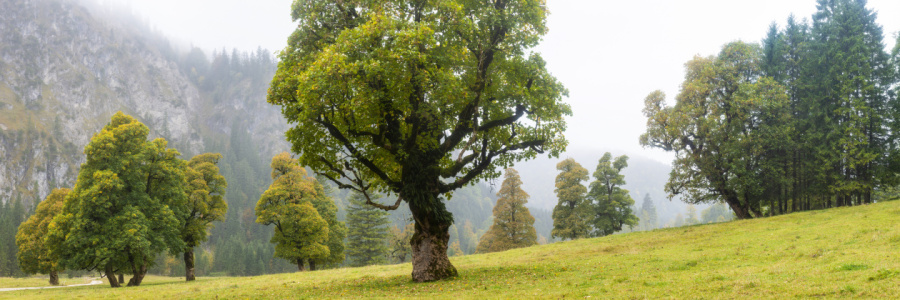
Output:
[
  {"xmin": 346, "ymin": 192, "xmax": 390, "ymax": 267},
  {"xmin": 476, "ymin": 168, "xmax": 537, "ymax": 253},
  {"xmin": 587, "ymin": 153, "xmax": 638, "ymax": 236},
  {"xmin": 552, "ymin": 158, "xmax": 591, "ymax": 240},
  {"xmin": 807, "ymin": 0, "xmax": 896, "ymax": 206},
  {"xmin": 639, "ymin": 194, "xmax": 657, "ymax": 230},
  {"xmin": 310, "ymin": 177, "xmax": 346, "ymax": 270},
  {"xmin": 0, "ymin": 198, "xmax": 27, "ymax": 277}
]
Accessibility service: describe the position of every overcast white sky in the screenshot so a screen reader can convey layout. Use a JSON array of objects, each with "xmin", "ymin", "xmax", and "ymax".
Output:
[{"xmin": 111, "ymin": 0, "xmax": 900, "ymax": 165}]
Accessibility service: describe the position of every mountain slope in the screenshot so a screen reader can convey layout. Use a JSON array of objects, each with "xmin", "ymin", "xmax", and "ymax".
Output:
[
  {"xmin": 0, "ymin": 0, "xmax": 288, "ymax": 204},
  {"xmin": 8, "ymin": 200, "xmax": 900, "ymax": 298}
]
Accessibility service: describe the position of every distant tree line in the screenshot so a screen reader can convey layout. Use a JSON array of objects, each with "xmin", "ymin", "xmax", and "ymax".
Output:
[
  {"xmin": 0, "ymin": 196, "xmax": 28, "ymax": 277},
  {"xmin": 641, "ymin": 0, "xmax": 900, "ymax": 218}
]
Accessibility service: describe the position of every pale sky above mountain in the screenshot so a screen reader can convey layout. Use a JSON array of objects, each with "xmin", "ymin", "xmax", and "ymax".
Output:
[{"xmin": 106, "ymin": 0, "xmax": 900, "ymax": 165}]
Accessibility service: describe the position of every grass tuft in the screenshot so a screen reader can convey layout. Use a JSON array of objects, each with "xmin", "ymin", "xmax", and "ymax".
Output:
[
  {"xmin": 836, "ymin": 264, "xmax": 870, "ymax": 271},
  {"xmin": 868, "ymin": 269, "xmax": 899, "ymax": 281}
]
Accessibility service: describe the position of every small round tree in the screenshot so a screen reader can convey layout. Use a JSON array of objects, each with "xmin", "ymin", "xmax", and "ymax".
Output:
[
  {"xmin": 256, "ymin": 153, "xmax": 341, "ymax": 271},
  {"xmin": 16, "ymin": 188, "xmax": 69, "ymax": 285}
]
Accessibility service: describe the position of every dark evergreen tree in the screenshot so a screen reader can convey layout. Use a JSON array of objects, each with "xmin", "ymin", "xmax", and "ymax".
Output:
[
  {"xmin": 1, "ymin": 199, "xmax": 27, "ymax": 277},
  {"xmin": 806, "ymin": 0, "xmax": 895, "ymax": 207},
  {"xmin": 639, "ymin": 194, "xmax": 658, "ymax": 230},
  {"xmin": 310, "ymin": 177, "xmax": 346, "ymax": 270},
  {"xmin": 346, "ymin": 192, "xmax": 390, "ymax": 267}
]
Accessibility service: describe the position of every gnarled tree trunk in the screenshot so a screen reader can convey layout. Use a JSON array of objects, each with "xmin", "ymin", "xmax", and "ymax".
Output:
[
  {"xmin": 724, "ymin": 194, "xmax": 753, "ymax": 220},
  {"xmin": 408, "ymin": 189, "xmax": 458, "ymax": 282},
  {"xmin": 49, "ymin": 270, "xmax": 59, "ymax": 286},
  {"xmin": 184, "ymin": 250, "xmax": 196, "ymax": 281},
  {"xmin": 309, "ymin": 260, "xmax": 317, "ymax": 271},
  {"xmin": 127, "ymin": 262, "xmax": 147, "ymax": 286},
  {"xmin": 297, "ymin": 260, "xmax": 305, "ymax": 271},
  {"xmin": 118, "ymin": 273, "xmax": 124, "ymax": 285},
  {"xmin": 104, "ymin": 265, "xmax": 121, "ymax": 288}
]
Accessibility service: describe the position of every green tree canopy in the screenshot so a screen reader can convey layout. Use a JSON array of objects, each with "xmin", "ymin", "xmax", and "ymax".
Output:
[
  {"xmin": 268, "ymin": 0, "xmax": 569, "ymax": 282},
  {"xmin": 552, "ymin": 158, "xmax": 590, "ymax": 240},
  {"xmin": 180, "ymin": 153, "xmax": 228, "ymax": 281},
  {"xmin": 46, "ymin": 112, "xmax": 187, "ymax": 288},
  {"xmin": 270, "ymin": 202, "xmax": 330, "ymax": 271},
  {"xmin": 16, "ymin": 188, "xmax": 69, "ymax": 285},
  {"xmin": 805, "ymin": 0, "xmax": 896, "ymax": 205},
  {"xmin": 588, "ymin": 153, "xmax": 638, "ymax": 236},
  {"xmin": 256, "ymin": 153, "xmax": 339, "ymax": 271},
  {"xmin": 346, "ymin": 192, "xmax": 390, "ymax": 267},
  {"xmin": 640, "ymin": 42, "xmax": 791, "ymax": 219},
  {"xmin": 476, "ymin": 168, "xmax": 537, "ymax": 253}
]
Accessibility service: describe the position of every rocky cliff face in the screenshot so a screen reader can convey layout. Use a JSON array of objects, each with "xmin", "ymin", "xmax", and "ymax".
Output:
[{"xmin": 0, "ymin": 0, "xmax": 288, "ymax": 204}]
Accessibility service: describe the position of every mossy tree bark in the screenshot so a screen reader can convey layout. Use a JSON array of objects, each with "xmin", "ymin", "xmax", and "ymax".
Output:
[
  {"xmin": 184, "ymin": 250, "xmax": 195, "ymax": 281},
  {"xmin": 126, "ymin": 262, "xmax": 147, "ymax": 286},
  {"xmin": 48, "ymin": 270, "xmax": 59, "ymax": 286},
  {"xmin": 104, "ymin": 265, "xmax": 121, "ymax": 288},
  {"xmin": 407, "ymin": 181, "xmax": 457, "ymax": 282}
]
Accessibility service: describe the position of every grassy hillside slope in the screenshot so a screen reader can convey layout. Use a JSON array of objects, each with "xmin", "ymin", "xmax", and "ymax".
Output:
[{"xmin": 5, "ymin": 201, "xmax": 900, "ymax": 299}]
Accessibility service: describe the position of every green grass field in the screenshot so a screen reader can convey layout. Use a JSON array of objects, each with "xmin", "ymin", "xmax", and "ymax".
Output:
[
  {"xmin": 4, "ymin": 200, "xmax": 900, "ymax": 299},
  {"xmin": 0, "ymin": 276, "xmax": 94, "ymax": 289}
]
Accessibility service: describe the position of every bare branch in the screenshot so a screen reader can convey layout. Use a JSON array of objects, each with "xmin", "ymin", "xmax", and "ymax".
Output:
[
  {"xmin": 362, "ymin": 191, "xmax": 404, "ymax": 211},
  {"xmin": 439, "ymin": 138, "xmax": 545, "ymax": 192},
  {"xmin": 314, "ymin": 117, "xmax": 399, "ymax": 188}
]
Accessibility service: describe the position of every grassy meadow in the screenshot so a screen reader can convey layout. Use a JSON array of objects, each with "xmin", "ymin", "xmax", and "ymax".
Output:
[
  {"xmin": 3, "ymin": 200, "xmax": 900, "ymax": 299},
  {"xmin": 0, "ymin": 276, "xmax": 94, "ymax": 289}
]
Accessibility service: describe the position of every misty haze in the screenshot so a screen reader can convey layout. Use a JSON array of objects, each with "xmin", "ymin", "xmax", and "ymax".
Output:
[{"xmin": 2, "ymin": 0, "xmax": 900, "ymax": 298}]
